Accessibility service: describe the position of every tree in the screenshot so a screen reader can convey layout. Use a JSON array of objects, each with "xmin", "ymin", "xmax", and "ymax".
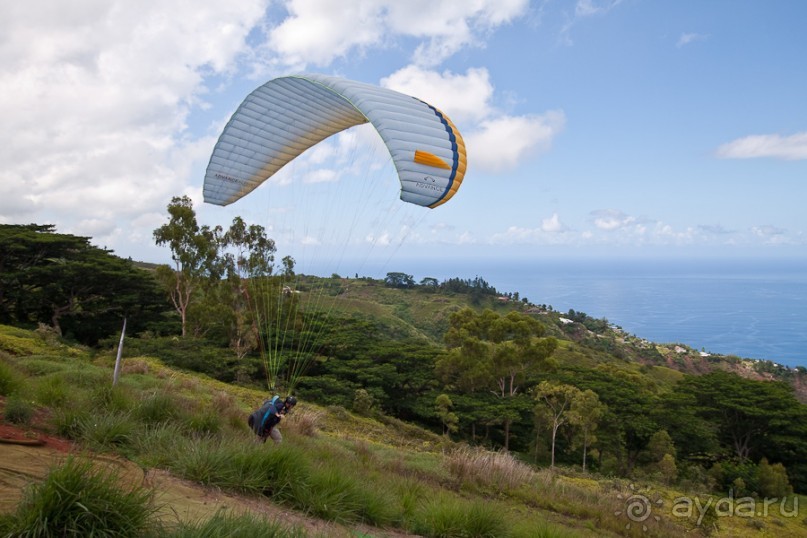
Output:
[
  {"xmin": 0, "ymin": 224, "xmax": 167, "ymax": 343},
  {"xmin": 435, "ymin": 394, "xmax": 459, "ymax": 435},
  {"xmin": 672, "ymin": 372, "xmax": 802, "ymax": 461},
  {"xmin": 645, "ymin": 430, "xmax": 677, "ymax": 462},
  {"xmin": 384, "ymin": 272, "xmax": 415, "ymax": 288},
  {"xmin": 569, "ymin": 388, "xmax": 606, "ymax": 471},
  {"xmin": 436, "ymin": 308, "xmax": 557, "ymax": 450},
  {"xmin": 153, "ymin": 196, "xmax": 223, "ymax": 337},
  {"xmin": 221, "ymin": 216, "xmax": 276, "ymax": 358},
  {"xmin": 658, "ymin": 454, "xmax": 678, "ymax": 485},
  {"xmin": 554, "ymin": 366, "xmax": 659, "ymax": 474},
  {"xmin": 533, "ymin": 381, "xmax": 581, "ymax": 467},
  {"xmin": 0, "ymin": 224, "xmax": 63, "ymax": 323},
  {"xmin": 756, "ymin": 458, "xmax": 792, "ymax": 498}
]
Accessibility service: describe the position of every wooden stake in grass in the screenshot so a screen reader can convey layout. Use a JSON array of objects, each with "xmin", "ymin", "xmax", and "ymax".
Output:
[{"xmin": 113, "ymin": 316, "xmax": 127, "ymax": 386}]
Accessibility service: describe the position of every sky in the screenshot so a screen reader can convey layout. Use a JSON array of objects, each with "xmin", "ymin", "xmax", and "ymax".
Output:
[{"xmin": 2, "ymin": 0, "xmax": 806, "ymax": 274}]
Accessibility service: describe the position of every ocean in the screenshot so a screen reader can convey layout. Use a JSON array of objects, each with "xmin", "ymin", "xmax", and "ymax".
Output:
[{"xmin": 377, "ymin": 256, "xmax": 807, "ymax": 369}]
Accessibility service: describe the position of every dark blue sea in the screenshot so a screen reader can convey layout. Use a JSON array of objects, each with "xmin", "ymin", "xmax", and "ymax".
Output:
[{"xmin": 358, "ymin": 256, "xmax": 807, "ymax": 369}]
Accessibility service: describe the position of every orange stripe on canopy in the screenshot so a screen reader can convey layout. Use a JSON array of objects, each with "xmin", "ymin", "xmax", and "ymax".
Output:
[{"xmin": 414, "ymin": 150, "xmax": 451, "ymax": 169}]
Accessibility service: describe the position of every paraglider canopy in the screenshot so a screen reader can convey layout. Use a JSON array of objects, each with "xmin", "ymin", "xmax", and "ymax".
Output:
[{"xmin": 203, "ymin": 73, "xmax": 467, "ymax": 209}]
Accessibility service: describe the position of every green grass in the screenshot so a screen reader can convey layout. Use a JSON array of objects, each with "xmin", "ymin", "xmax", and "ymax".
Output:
[
  {"xmin": 1, "ymin": 323, "xmax": 701, "ymax": 538},
  {"xmin": 2, "ymin": 456, "xmax": 157, "ymax": 537},
  {"xmin": 411, "ymin": 494, "xmax": 509, "ymax": 538},
  {"xmin": 79, "ymin": 411, "xmax": 138, "ymax": 451},
  {"xmin": 165, "ymin": 511, "xmax": 306, "ymax": 538},
  {"xmin": 33, "ymin": 373, "xmax": 72, "ymax": 407},
  {"xmin": 0, "ymin": 359, "xmax": 23, "ymax": 396},
  {"xmin": 134, "ymin": 391, "xmax": 184, "ymax": 425}
]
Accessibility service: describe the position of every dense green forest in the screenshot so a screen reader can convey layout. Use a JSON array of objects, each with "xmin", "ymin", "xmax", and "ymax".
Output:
[{"xmin": 2, "ymin": 198, "xmax": 807, "ymax": 499}]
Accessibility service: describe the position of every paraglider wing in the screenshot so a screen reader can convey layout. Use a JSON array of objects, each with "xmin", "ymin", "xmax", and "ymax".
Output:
[{"xmin": 203, "ymin": 73, "xmax": 467, "ymax": 209}]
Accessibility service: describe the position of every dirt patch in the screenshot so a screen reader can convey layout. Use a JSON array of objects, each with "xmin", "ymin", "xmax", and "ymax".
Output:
[{"xmin": 0, "ymin": 422, "xmax": 74, "ymax": 452}]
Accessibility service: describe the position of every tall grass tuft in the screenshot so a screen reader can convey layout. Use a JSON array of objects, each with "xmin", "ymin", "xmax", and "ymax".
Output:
[
  {"xmin": 79, "ymin": 411, "xmax": 138, "ymax": 450},
  {"xmin": 287, "ymin": 407, "xmax": 323, "ymax": 437},
  {"xmin": 228, "ymin": 443, "xmax": 306, "ymax": 499},
  {"xmin": 292, "ymin": 465, "xmax": 362, "ymax": 523},
  {"xmin": 53, "ymin": 407, "xmax": 93, "ymax": 439},
  {"xmin": 34, "ymin": 374, "xmax": 70, "ymax": 407},
  {"xmin": 0, "ymin": 359, "xmax": 23, "ymax": 396},
  {"xmin": 396, "ymin": 478, "xmax": 428, "ymax": 522},
  {"xmin": 351, "ymin": 475, "xmax": 404, "ymax": 526},
  {"xmin": 412, "ymin": 494, "xmax": 509, "ymax": 538},
  {"xmin": 168, "ymin": 436, "xmax": 236, "ymax": 486},
  {"xmin": 4, "ymin": 395, "xmax": 34, "ymax": 425},
  {"xmin": 184, "ymin": 409, "xmax": 224, "ymax": 436},
  {"xmin": 135, "ymin": 391, "xmax": 182, "ymax": 425},
  {"xmin": 62, "ymin": 364, "xmax": 108, "ymax": 389},
  {"xmin": 131, "ymin": 423, "xmax": 184, "ymax": 467},
  {"xmin": 4, "ymin": 456, "xmax": 156, "ymax": 537},
  {"xmin": 165, "ymin": 511, "xmax": 306, "ymax": 538},
  {"xmin": 90, "ymin": 383, "xmax": 134, "ymax": 413},
  {"xmin": 446, "ymin": 445, "xmax": 535, "ymax": 492}
]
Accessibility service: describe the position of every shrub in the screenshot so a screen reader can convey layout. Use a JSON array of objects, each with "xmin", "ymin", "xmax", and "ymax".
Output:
[
  {"xmin": 4, "ymin": 395, "xmax": 34, "ymax": 425},
  {"xmin": 4, "ymin": 456, "xmax": 156, "ymax": 537},
  {"xmin": 757, "ymin": 458, "xmax": 793, "ymax": 498},
  {"xmin": 352, "ymin": 388, "xmax": 376, "ymax": 415}
]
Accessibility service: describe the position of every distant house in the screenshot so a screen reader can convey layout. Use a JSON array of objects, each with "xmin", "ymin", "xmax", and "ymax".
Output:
[{"xmin": 559, "ymin": 317, "xmax": 574, "ymax": 325}]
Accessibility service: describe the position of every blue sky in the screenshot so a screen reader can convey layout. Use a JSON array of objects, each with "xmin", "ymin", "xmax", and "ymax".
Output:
[{"xmin": 2, "ymin": 0, "xmax": 806, "ymax": 274}]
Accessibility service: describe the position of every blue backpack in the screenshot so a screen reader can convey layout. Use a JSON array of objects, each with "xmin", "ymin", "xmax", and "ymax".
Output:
[{"xmin": 249, "ymin": 395, "xmax": 282, "ymax": 437}]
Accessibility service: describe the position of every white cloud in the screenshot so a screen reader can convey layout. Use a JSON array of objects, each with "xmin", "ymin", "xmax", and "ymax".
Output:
[
  {"xmin": 266, "ymin": 0, "xmax": 529, "ymax": 69},
  {"xmin": 382, "ymin": 66, "xmax": 494, "ymax": 124},
  {"xmin": 677, "ymin": 32, "xmax": 708, "ymax": 48},
  {"xmin": 575, "ymin": 0, "xmax": 623, "ymax": 17},
  {"xmin": 697, "ymin": 224, "xmax": 735, "ymax": 235},
  {"xmin": 590, "ymin": 209, "xmax": 636, "ymax": 231},
  {"xmin": 716, "ymin": 132, "xmax": 807, "ymax": 160},
  {"xmin": 0, "ymin": 0, "xmax": 267, "ymax": 258},
  {"xmin": 490, "ymin": 214, "xmax": 569, "ymax": 245},
  {"xmin": 542, "ymin": 212, "xmax": 566, "ymax": 233},
  {"xmin": 365, "ymin": 231, "xmax": 391, "ymax": 246},
  {"xmin": 560, "ymin": 0, "xmax": 624, "ymax": 45},
  {"xmin": 467, "ymin": 112, "xmax": 565, "ymax": 173}
]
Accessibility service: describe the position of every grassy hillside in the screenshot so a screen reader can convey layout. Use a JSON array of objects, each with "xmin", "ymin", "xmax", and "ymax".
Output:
[
  {"xmin": 323, "ymin": 278, "xmax": 805, "ymax": 399},
  {"xmin": 2, "ymin": 324, "xmax": 805, "ymax": 537}
]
